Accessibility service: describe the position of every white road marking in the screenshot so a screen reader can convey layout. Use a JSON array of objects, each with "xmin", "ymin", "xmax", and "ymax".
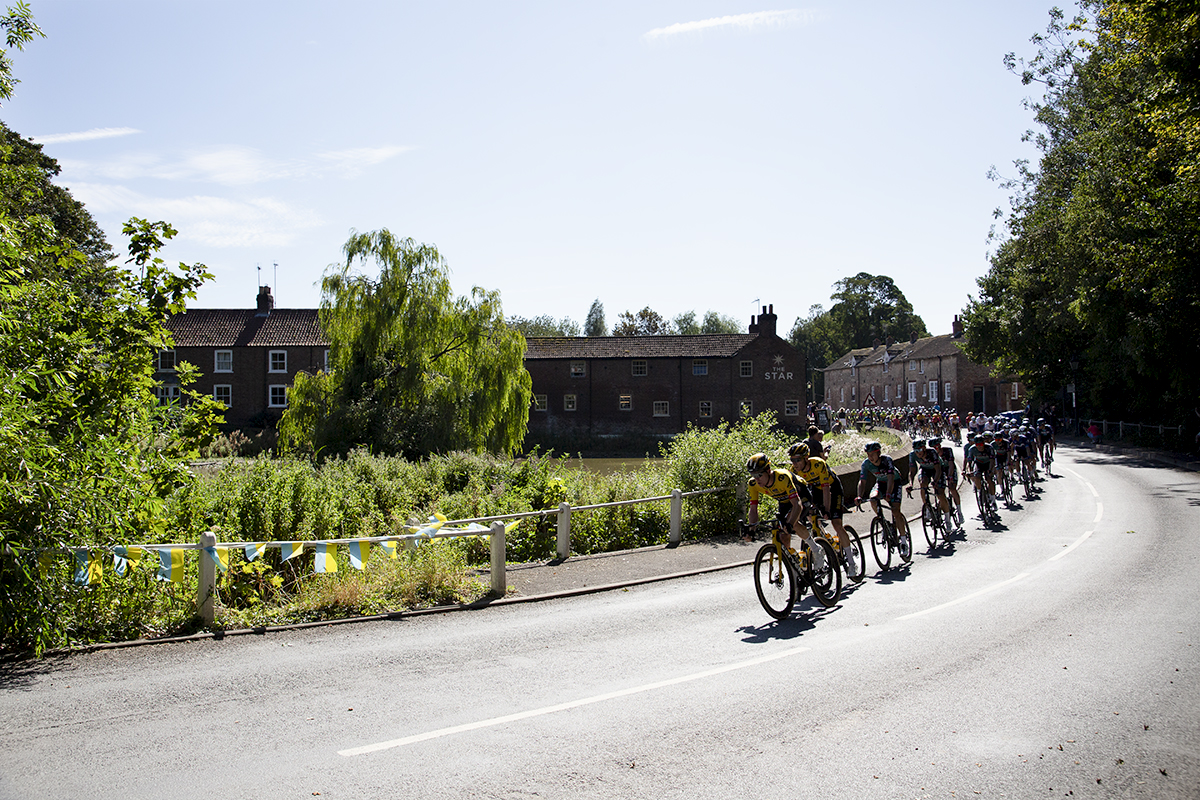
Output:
[
  {"xmin": 895, "ymin": 573, "xmax": 1030, "ymax": 620},
  {"xmin": 1049, "ymin": 530, "xmax": 1094, "ymax": 561},
  {"xmin": 339, "ymin": 644, "xmax": 810, "ymax": 756}
]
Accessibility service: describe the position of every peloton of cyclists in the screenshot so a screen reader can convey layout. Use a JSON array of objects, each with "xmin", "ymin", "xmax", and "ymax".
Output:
[
  {"xmin": 907, "ymin": 438, "xmax": 959, "ymax": 532},
  {"xmin": 856, "ymin": 441, "xmax": 909, "ymax": 537},
  {"xmin": 787, "ymin": 442, "xmax": 859, "ymax": 577},
  {"xmin": 744, "ymin": 452, "xmax": 823, "ymax": 566},
  {"xmin": 963, "ymin": 433, "xmax": 999, "ymax": 509}
]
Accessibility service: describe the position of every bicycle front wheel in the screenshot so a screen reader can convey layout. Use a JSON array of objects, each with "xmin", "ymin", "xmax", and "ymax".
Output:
[
  {"xmin": 870, "ymin": 516, "xmax": 893, "ymax": 571},
  {"xmin": 753, "ymin": 544, "xmax": 796, "ymax": 620},
  {"xmin": 922, "ymin": 502, "xmax": 936, "ymax": 550},
  {"xmin": 897, "ymin": 519, "xmax": 913, "ymax": 563},
  {"xmin": 809, "ymin": 538, "xmax": 841, "ymax": 608},
  {"xmin": 843, "ymin": 524, "xmax": 865, "ymax": 583}
]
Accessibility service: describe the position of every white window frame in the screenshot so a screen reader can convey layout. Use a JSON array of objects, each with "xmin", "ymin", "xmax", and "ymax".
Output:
[
  {"xmin": 213, "ymin": 384, "xmax": 232, "ymax": 408},
  {"xmin": 269, "ymin": 350, "xmax": 287, "ymax": 373},
  {"xmin": 692, "ymin": 360, "xmax": 708, "ymax": 376},
  {"xmin": 534, "ymin": 394, "xmax": 548, "ymax": 411},
  {"xmin": 324, "ymin": 349, "xmax": 330, "ymax": 372},
  {"xmin": 784, "ymin": 399, "xmax": 800, "ymax": 416},
  {"xmin": 1012, "ymin": 382, "xmax": 1020, "ymax": 399},
  {"xmin": 631, "ymin": 360, "xmax": 647, "ymax": 377},
  {"xmin": 570, "ymin": 361, "xmax": 586, "ymax": 378},
  {"xmin": 909, "ymin": 360, "xmax": 916, "ymax": 371},
  {"xmin": 155, "ymin": 384, "xmax": 180, "ymax": 404},
  {"xmin": 158, "ymin": 350, "xmax": 176, "ymax": 372},
  {"xmin": 653, "ymin": 401, "xmax": 669, "ymax": 417},
  {"xmin": 884, "ymin": 384, "xmax": 890, "ymax": 402},
  {"xmin": 268, "ymin": 384, "xmax": 288, "ymax": 408},
  {"xmin": 699, "ymin": 401, "xmax": 712, "ymax": 418},
  {"xmin": 619, "ymin": 395, "xmax": 632, "ymax": 411},
  {"xmin": 214, "ymin": 350, "xmax": 232, "ymax": 373},
  {"xmin": 564, "ymin": 394, "xmax": 576, "ymax": 411},
  {"xmin": 929, "ymin": 380, "xmax": 939, "ymax": 401},
  {"xmin": 919, "ymin": 359, "xmax": 925, "ymax": 374},
  {"xmin": 945, "ymin": 383, "xmax": 952, "ymax": 402},
  {"xmin": 739, "ymin": 361, "xmax": 753, "ymax": 378},
  {"xmin": 908, "ymin": 381, "xmax": 917, "ymax": 402}
]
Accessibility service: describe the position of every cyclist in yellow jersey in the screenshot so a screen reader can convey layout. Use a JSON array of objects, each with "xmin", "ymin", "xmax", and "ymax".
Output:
[
  {"xmin": 745, "ymin": 452, "xmax": 815, "ymax": 556},
  {"xmin": 787, "ymin": 442, "xmax": 858, "ymax": 577}
]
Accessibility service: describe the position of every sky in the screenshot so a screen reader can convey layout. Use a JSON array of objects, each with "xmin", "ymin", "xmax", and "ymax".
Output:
[{"xmin": 3, "ymin": 1, "xmax": 1073, "ymax": 337}]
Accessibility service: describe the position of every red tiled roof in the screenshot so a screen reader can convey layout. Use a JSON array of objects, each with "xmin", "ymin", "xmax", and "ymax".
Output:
[
  {"xmin": 166, "ymin": 309, "xmax": 327, "ymax": 347},
  {"xmin": 524, "ymin": 334, "xmax": 759, "ymax": 360}
]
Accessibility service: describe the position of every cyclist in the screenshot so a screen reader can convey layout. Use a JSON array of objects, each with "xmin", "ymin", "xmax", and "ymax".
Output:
[
  {"xmin": 931, "ymin": 436, "xmax": 964, "ymax": 530},
  {"xmin": 906, "ymin": 439, "xmax": 952, "ymax": 526},
  {"xmin": 856, "ymin": 441, "xmax": 908, "ymax": 537},
  {"xmin": 963, "ymin": 433, "xmax": 998, "ymax": 509},
  {"xmin": 993, "ymin": 429, "xmax": 1012, "ymax": 491},
  {"xmin": 1038, "ymin": 418, "xmax": 1056, "ymax": 467},
  {"xmin": 787, "ymin": 442, "xmax": 858, "ymax": 577},
  {"xmin": 745, "ymin": 453, "xmax": 819, "ymax": 562}
]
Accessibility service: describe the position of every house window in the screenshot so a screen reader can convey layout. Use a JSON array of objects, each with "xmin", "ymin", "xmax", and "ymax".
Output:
[
  {"xmin": 739, "ymin": 400, "xmax": 752, "ymax": 417},
  {"xmin": 884, "ymin": 385, "xmax": 890, "ymax": 402},
  {"xmin": 946, "ymin": 383, "xmax": 952, "ymax": 402},
  {"xmin": 619, "ymin": 395, "xmax": 632, "ymax": 411},
  {"xmin": 632, "ymin": 360, "xmax": 647, "ymax": 377},
  {"xmin": 534, "ymin": 394, "xmax": 547, "ymax": 411},
  {"xmin": 919, "ymin": 360, "xmax": 925, "ymax": 374},
  {"xmin": 155, "ymin": 384, "xmax": 180, "ymax": 405},
  {"xmin": 1012, "ymin": 382, "xmax": 1020, "ymax": 399},
  {"xmin": 839, "ymin": 387, "xmax": 845, "ymax": 404},
  {"xmin": 158, "ymin": 350, "xmax": 176, "ymax": 372},
  {"xmin": 882, "ymin": 360, "xmax": 888, "ymax": 374},
  {"xmin": 852, "ymin": 386, "xmax": 857, "ymax": 400},
  {"xmin": 269, "ymin": 350, "xmax": 287, "ymax": 373},
  {"xmin": 564, "ymin": 394, "xmax": 576, "ymax": 411},
  {"xmin": 784, "ymin": 399, "xmax": 800, "ymax": 416},
  {"xmin": 739, "ymin": 361, "xmax": 753, "ymax": 378},
  {"xmin": 214, "ymin": 350, "xmax": 232, "ymax": 373},
  {"xmin": 907, "ymin": 381, "xmax": 917, "ymax": 402},
  {"xmin": 213, "ymin": 385, "xmax": 232, "ymax": 407},
  {"xmin": 692, "ymin": 360, "xmax": 708, "ymax": 376},
  {"xmin": 570, "ymin": 361, "xmax": 585, "ymax": 378},
  {"xmin": 268, "ymin": 385, "xmax": 288, "ymax": 408},
  {"xmin": 909, "ymin": 360, "xmax": 915, "ymax": 371},
  {"xmin": 699, "ymin": 401, "xmax": 712, "ymax": 418},
  {"xmin": 929, "ymin": 380, "xmax": 938, "ymax": 401},
  {"xmin": 324, "ymin": 349, "xmax": 330, "ymax": 372},
  {"xmin": 653, "ymin": 401, "xmax": 669, "ymax": 417}
]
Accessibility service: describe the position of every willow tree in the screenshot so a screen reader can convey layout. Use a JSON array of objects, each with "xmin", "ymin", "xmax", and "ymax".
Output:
[{"xmin": 281, "ymin": 229, "xmax": 531, "ymax": 458}]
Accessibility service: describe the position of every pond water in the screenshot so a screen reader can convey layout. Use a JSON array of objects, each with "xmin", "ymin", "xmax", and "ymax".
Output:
[{"xmin": 557, "ymin": 457, "xmax": 665, "ymax": 475}]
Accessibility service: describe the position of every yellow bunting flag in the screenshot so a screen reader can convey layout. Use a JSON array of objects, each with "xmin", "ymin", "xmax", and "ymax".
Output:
[
  {"xmin": 505, "ymin": 520, "xmax": 520, "ymax": 534},
  {"xmin": 281, "ymin": 542, "xmax": 306, "ymax": 562},
  {"xmin": 244, "ymin": 543, "xmax": 267, "ymax": 561},
  {"xmin": 348, "ymin": 541, "xmax": 371, "ymax": 570},
  {"xmin": 156, "ymin": 548, "xmax": 185, "ymax": 583},
  {"xmin": 314, "ymin": 543, "xmax": 338, "ymax": 573},
  {"xmin": 206, "ymin": 546, "xmax": 230, "ymax": 573},
  {"xmin": 379, "ymin": 540, "xmax": 398, "ymax": 559},
  {"xmin": 74, "ymin": 548, "xmax": 102, "ymax": 585}
]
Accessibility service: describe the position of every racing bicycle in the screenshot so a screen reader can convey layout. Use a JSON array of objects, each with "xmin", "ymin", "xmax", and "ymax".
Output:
[{"xmin": 742, "ymin": 518, "xmax": 840, "ymax": 619}]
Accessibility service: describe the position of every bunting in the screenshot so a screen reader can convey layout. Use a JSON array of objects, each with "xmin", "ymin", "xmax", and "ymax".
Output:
[
  {"xmin": 281, "ymin": 542, "xmax": 306, "ymax": 562},
  {"xmin": 244, "ymin": 543, "xmax": 267, "ymax": 561},
  {"xmin": 348, "ymin": 541, "xmax": 371, "ymax": 570},
  {"xmin": 314, "ymin": 543, "xmax": 338, "ymax": 574},
  {"xmin": 205, "ymin": 546, "xmax": 230, "ymax": 573},
  {"xmin": 379, "ymin": 540, "xmax": 398, "ymax": 559},
  {"xmin": 74, "ymin": 548, "xmax": 102, "ymax": 585},
  {"xmin": 156, "ymin": 548, "xmax": 185, "ymax": 583}
]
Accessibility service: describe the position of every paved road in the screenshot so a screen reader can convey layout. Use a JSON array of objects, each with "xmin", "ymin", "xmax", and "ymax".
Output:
[{"xmin": 2, "ymin": 445, "xmax": 1198, "ymax": 799}]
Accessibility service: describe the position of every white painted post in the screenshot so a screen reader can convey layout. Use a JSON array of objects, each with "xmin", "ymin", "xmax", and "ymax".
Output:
[
  {"xmin": 557, "ymin": 502, "xmax": 571, "ymax": 559},
  {"xmin": 670, "ymin": 489, "xmax": 682, "ymax": 545},
  {"xmin": 198, "ymin": 531, "xmax": 216, "ymax": 625},
  {"xmin": 489, "ymin": 521, "xmax": 505, "ymax": 596}
]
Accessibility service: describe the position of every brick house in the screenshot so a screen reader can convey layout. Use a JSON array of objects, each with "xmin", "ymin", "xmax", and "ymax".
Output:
[
  {"xmin": 156, "ymin": 287, "xmax": 329, "ymax": 428},
  {"xmin": 821, "ymin": 315, "xmax": 1026, "ymax": 417},
  {"xmin": 523, "ymin": 305, "xmax": 807, "ymax": 444}
]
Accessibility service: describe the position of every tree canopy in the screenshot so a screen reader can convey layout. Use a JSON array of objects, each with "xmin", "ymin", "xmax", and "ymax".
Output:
[
  {"xmin": 507, "ymin": 314, "xmax": 581, "ymax": 337},
  {"xmin": 963, "ymin": 1, "xmax": 1200, "ymax": 421},
  {"xmin": 280, "ymin": 229, "xmax": 532, "ymax": 458},
  {"xmin": 584, "ymin": 298, "xmax": 607, "ymax": 337}
]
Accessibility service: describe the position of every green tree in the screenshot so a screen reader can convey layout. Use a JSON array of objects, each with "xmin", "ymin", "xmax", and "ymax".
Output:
[
  {"xmin": 964, "ymin": 2, "xmax": 1200, "ymax": 420},
  {"xmin": 613, "ymin": 306, "xmax": 670, "ymax": 336},
  {"xmin": 280, "ymin": 229, "xmax": 532, "ymax": 458},
  {"xmin": 584, "ymin": 298, "xmax": 607, "ymax": 336},
  {"xmin": 0, "ymin": 1, "xmax": 42, "ymax": 104},
  {"xmin": 700, "ymin": 310, "xmax": 743, "ymax": 334},
  {"xmin": 672, "ymin": 310, "xmax": 699, "ymax": 335},
  {"xmin": 827, "ymin": 272, "xmax": 929, "ymax": 347},
  {"xmin": 508, "ymin": 314, "xmax": 581, "ymax": 337}
]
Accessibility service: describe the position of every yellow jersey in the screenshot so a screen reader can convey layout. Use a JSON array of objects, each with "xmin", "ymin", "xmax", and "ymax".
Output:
[{"xmin": 747, "ymin": 469, "xmax": 804, "ymax": 505}]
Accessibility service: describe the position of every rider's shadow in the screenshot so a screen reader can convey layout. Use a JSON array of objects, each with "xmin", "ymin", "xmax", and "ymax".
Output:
[
  {"xmin": 737, "ymin": 600, "xmax": 836, "ymax": 643},
  {"xmin": 869, "ymin": 564, "xmax": 912, "ymax": 585}
]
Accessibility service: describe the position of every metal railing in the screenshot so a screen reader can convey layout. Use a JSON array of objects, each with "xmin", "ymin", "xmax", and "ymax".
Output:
[{"xmin": 1079, "ymin": 418, "xmax": 1186, "ymax": 442}]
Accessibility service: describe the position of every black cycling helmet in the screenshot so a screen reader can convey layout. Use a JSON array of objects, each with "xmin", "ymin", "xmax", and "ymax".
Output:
[
  {"xmin": 930, "ymin": 437, "xmax": 943, "ymax": 447},
  {"xmin": 787, "ymin": 442, "xmax": 810, "ymax": 461},
  {"xmin": 973, "ymin": 433, "xmax": 986, "ymax": 443},
  {"xmin": 746, "ymin": 453, "xmax": 771, "ymax": 475},
  {"xmin": 864, "ymin": 441, "xmax": 882, "ymax": 453},
  {"xmin": 912, "ymin": 439, "xmax": 926, "ymax": 450}
]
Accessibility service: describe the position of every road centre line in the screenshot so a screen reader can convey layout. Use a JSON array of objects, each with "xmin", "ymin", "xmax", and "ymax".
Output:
[
  {"xmin": 338, "ymin": 645, "xmax": 811, "ymax": 756},
  {"xmin": 1049, "ymin": 531, "xmax": 1094, "ymax": 562},
  {"xmin": 895, "ymin": 573, "xmax": 1030, "ymax": 621}
]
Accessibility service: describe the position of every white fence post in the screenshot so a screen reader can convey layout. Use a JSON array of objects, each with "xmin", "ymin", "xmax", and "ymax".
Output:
[
  {"xmin": 670, "ymin": 488, "xmax": 682, "ymax": 545},
  {"xmin": 557, "ymin": 502, "xmax": 571, "ymax": 559},
  {"xmin": 197, "ymin": 530, "xmax": 216, "ymax": 625},
  {"xmin": 489, "ymin": 521, "xmax": 505, "ymax": 596}
]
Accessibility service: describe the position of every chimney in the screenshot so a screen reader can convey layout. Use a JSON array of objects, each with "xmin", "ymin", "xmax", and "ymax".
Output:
[
  {"xmin": 748, "ymin": 314, "xmax": 758, "ymax": 334},
  {"xmin": 909, "ymin": 330, "xmax": 918, "ymax": 344},
  {"xmin": 754, "ymin": 304, "xmax": 777, "ymax": 337},
  {"xmin": 952, "ymin": 314, "xmax": 964, "ymax": 338},
  {"xmin": 256, "ymin": 285, "xmax": 275, "ymax": 315}
]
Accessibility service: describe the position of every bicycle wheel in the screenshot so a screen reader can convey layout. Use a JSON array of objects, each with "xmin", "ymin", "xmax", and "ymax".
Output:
[
  {"xmin": 753, "ymin": 544, "xmax": 796, "ymax": 620},
  {"xmin": 808, "ymin": 538, "xmax": 841, "ymax": 608},
  {"xmin": 842, "ymin": 525, "xmax": 865, "ymax": 583},
  {"xmin": 870, "ymin": 516, "xmax": 893, "ymax": 571},
  {"xmin": 897, "ymin": 519, "xmax": 913, "ymax": 563},
  {"xmin": 921, "ymin": 502, "xmax": 936, "ymax": 550}
]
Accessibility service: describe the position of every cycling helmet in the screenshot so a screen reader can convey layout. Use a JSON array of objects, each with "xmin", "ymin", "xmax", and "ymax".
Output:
[
  {"xmin": 788, "ymin": 442, "xmax": 810, "ymax": 461},
  {"xmin": 929, "ymin": 437, "xmax": 943, "ymax": 447},
  {"xmin": 973, "ymin": 434, "xmax": 985, "ymax": 443},
  {"xmin": 746, "ymin": 453, "xmax": 771, "ymax": 475},
  {"xmin": 864, "ymin": 441, "xmax": 882, "ymax": 453},
  {"xmin": 912, "ymin": 439, "xmax": 926, "ymax": 450}
]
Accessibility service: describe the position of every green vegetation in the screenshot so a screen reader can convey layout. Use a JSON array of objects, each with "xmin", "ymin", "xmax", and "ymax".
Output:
[{"xmin": 965, "ymin": 1, "xmax": 1200, "ymax": 421}]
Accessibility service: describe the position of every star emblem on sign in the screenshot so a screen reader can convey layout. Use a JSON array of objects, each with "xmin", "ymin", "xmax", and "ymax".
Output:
[{"xmin": 773, "ymin": 355, "xmax": 784, "ymax": 366}]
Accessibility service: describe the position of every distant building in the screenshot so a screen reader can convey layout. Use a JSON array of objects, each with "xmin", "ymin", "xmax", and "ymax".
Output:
[
  {"xmin": 820, "ymin": 316, "xmax": 1025, "ymax": 417},
  {"xmin": 523, "ymin": 304, "xmax": 807, "ymax": 445},
  {"xmin": 157, "ymin": 287, "xmax": 328, "ymax": 428}
]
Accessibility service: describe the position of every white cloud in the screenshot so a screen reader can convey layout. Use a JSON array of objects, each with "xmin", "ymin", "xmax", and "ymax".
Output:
[
  {"xmin": 643, "ymin": 9, "xmax": 821, "ymax": 41},
  {"xmin": 59, "ymin": 144, "xmax": 410, "ymax": 186},
  {"xmin": 68, "ymin": 182, "xmax": 324, "ymax": 248},
  {"xmin": 31, "ymin": 127, "xmax": 141, "ymax": 144}
]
